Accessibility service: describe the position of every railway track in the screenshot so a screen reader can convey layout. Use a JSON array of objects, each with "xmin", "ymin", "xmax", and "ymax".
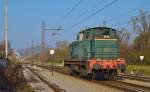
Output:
[
  {"xmin": 24, "ymin": 65, "xmax": 66, "ymax": 92},
  {"xmin": 117, "ymin": 74, "xmax": 150, "ymax": 83},
  {"xmin": 30, "ymin": 64, "xmax": 150, "ymax": 92},
  {"xmin": 97, "ymin": 80, "xmax": 150, "ymax": 92}
]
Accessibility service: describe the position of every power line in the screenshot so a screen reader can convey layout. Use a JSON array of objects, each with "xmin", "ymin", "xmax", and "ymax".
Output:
[
  {"xmin": 66, "ymin": 0, "xmax": 119, "ymax": 31},
  {"xmin": 111, "ymin": 20, "xmax": 131, "ymax": 28},
  {"xmin": 55, "ymin": 0, "xmax": 83, "ymax": 26},
  {"xmin": 110, "ymin": 10, "xmax": 150, "ymax": 27},
  {"xmin": 106, "ymin": 3, "xmax": 150, "ymax": 23},
  {"xmin": 66, "ymin": 0, "xmax": 106, "ymax": 24},
  {"xmin": 57, "ymin": 0, "xmax": 150, "ymax": 39}
]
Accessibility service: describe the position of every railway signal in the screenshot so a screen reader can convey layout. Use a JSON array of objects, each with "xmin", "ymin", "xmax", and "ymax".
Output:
[{"xmin": 50, "ymin": 49, "xmax": 55, "ymax": 76}]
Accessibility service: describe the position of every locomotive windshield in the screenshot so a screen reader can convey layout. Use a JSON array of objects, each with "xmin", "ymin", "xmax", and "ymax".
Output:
[
  {"xmin": 95, "ymin": 29, "xmax": 110, "ymax": 35},
  {"xmin": 81, "ymin": 27, "xmax": 117, "ymax": 40},
  {"xmin": 93, "ymin": 28, "xmax": 117, "ymax": 38}
]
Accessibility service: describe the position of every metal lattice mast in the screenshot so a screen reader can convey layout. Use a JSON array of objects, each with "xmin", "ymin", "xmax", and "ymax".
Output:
[
  {"xmin": 41, "ymin": 21, "xmax": 63, "ymax": 63},
  {"xmin": 41, "ymin": 21, "xmax": 46, "ymax": 63}
]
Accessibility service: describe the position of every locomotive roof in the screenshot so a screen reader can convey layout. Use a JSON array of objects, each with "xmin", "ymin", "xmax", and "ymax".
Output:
[{"xmin": 80, "ymin": 27, "xmax": 116, "ymax": 33}]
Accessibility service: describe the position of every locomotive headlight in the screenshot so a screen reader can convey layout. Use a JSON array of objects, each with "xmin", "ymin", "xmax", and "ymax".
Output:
[
  {"xmin": 97, "ymin": 58, "xmax": 100, "ymax": 61},
  {"xmin": 117, "ymin": 58, "xmax": 120, "ymax": 61},
  {"xmin": 107, "ymin": 35, "xmax": 110, "ymax": 38}
]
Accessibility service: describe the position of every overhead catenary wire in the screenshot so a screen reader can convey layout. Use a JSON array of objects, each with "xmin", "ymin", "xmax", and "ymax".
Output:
[
  {"xmin": 56, "ymin": 0, "xmax": 150, "ymax": 45},
  {"xmin": 110, "ymin": 10, "xmax": 150, "ymax": 28},
  {"xmin": 55, "ymin": 0, "xmax": 83, "ymax": 26},
  {"xmin": 66, "ymin": 0, "xmax": 106, "ymax": 24},
  {"xmin": 106, "ymin": 2, "xmax": 150, "ymax": 23},
  {"xmin": 55, "ymin": 0, "xmax": 119, "ymax": 42},
  {"xmin": 66, "ymin": 0, "xmax": 119, "ymax": 31}
]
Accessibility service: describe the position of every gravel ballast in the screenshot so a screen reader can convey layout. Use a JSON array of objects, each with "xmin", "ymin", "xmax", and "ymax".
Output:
[
  {"xmin": 23, "ymin": 66, "xmax": 54, "ymax": 92},
  {"xmin": 31, "ymin": 66, "xmax": 124, "ymax": 92}
]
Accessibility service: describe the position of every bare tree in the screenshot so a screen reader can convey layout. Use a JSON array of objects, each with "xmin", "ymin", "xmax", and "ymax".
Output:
[
  {"xmin": 117, "ymin": 28, "xmax": 130, "ymax": 43},
  {"xmin": 117, "ymin": 28, "xmax": 130, "ymax": 57},
  {"xmin": 55, "ymin": 40, "xmax": 69, "ymax": 60},
  {"xmin": 132, "ymin": 10, "xmax": 150, "ymax": 53}
]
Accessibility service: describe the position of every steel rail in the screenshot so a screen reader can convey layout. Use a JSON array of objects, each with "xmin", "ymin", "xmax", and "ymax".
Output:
[
  {"xmin": 26, "ymin": 66, "xmax": 66, "ymax": 92},
  {"xmin": 118, "ymin": 74, "xmax": 150, "ymax": 83}
]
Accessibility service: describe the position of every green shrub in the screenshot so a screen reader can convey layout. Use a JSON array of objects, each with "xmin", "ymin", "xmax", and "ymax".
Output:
[{"xmin": 126, "ymin": 65, "xmax": 150, "ymax": 76}]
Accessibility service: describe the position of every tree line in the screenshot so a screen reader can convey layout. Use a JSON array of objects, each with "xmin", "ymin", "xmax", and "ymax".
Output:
[{"xmin": 118, "ymin": 10, "xmax": 150, "ymax": 65}]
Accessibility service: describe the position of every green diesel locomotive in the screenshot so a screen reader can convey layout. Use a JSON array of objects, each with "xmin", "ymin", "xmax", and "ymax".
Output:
[{"xmin": 65, "ymin": 27, "xmax": 126, "ymax": 80}]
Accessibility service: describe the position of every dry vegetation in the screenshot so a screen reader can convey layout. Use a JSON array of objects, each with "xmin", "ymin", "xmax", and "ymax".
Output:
[{"xmin": 0, "ymin": 63, "xmax": 35, "ymax": 92}]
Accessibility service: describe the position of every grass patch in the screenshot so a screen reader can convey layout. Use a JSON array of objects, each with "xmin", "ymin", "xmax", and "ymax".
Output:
[
  {"xmin": 34, "ymin": 61, "xmax": 64, "ymax": 66},
  {"xmin": 126, "ymin": 65, "xmax": 150, "ymax": 76}
]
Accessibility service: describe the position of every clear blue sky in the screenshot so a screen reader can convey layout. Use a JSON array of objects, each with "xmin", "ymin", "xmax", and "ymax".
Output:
[{"xmin": 0, "ymin": 0, "xmax": 149, "ymax": 49}]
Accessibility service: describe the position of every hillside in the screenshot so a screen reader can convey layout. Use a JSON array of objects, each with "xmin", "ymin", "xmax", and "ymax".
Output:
[{"xmin": 17, "ymin": 46, "xmax": 41, "ymax": 57}]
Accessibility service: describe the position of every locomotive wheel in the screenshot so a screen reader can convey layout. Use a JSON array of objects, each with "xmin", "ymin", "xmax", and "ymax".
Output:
[
  {"xmin": 109, "ymin": 69, "xmax": 117, "ymax": 80},
  {"xmin": 121, "ymin": 68, "xmax": 125, "ymax": 73},
  {"xmin": 70, "ymin": 70, "xmax": 77, "ymax": 76},
  {"xmin": 113, "ymin": 69, "xmax": 117, "ymax": 79},
  {"xmin": 103, "ymin": 70, "xmax": 109, "ymax": 80},
  {"xmin": 87, "ymin": 73, "xmax": 92, "ymax": 80},
  {"xmin": 93, "ymin": 70, "xmax": 103, "ymax": 80}
]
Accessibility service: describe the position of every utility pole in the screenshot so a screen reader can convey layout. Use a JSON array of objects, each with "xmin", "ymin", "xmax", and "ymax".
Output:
[
  {"xmin": 32, "ymin": 40, "xmax": 34, "ymax": 63},
  {"xmin": 41, "ymin": 21, "xmax": 63, "ymax": 63},
  {"xmin": 41, "ymin": 21, "xmax": 46, "ymax": 63},
  {"xmin": 5, "ymin": 0, "xmax": 8, "ymax": 58}
]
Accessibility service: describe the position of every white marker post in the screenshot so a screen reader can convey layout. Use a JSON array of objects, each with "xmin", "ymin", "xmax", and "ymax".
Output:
[
  {"xmin": 139, "ymin": 56, "xmax": 144, "ymax": 62},
  {"xmin": 139, "ymin": 55, "xmax": 144, "ymax": 75}
]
